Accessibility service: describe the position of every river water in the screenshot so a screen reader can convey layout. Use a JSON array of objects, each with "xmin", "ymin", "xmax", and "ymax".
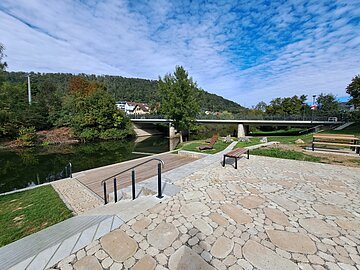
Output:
[{"xmin": 0, "ymin": 136, "xmax": 169, "ymax": 194}]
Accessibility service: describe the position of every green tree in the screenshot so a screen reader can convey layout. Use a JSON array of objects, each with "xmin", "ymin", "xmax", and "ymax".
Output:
[
  {"xmin": 254, "ymin": 101, "xmax": 267, "ymax": 112},
  {"xmin": 346, "ymin": 75, "xmax": 360, "ymax": 109},
  {"xmin": 266, "ymin": 95, "xmax": 307, "ymax": 116},
  {"xmin": 158, "ymin": 66, "xmax": 201, "ymax": 140},
  {"xmin": 316, "ymin": 93, "xmax": 339, "ymax": 114},
  {"xmin": 60, "ymin": 79, "xmax": 133, "ymax": 142}
]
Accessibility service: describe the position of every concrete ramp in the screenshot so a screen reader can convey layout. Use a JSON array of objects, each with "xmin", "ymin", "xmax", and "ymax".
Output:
[{"xmin": 334, "ymin": 122, "xmax": 354, "ymax": 130}]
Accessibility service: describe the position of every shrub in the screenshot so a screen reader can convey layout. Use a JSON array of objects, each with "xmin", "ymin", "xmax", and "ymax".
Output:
[{"xmin": 16, "ymin": 127, "xmax": 37, "ymax": 147}]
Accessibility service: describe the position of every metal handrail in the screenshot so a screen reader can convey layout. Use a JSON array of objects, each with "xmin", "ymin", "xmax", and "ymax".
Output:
[
  {"xmin": 100, "ymin": 158, "xmax": 164, "ymax": 185},
  {"xmin": 101, "ymin": 158, "xmax": 165, "ymax": 204}
]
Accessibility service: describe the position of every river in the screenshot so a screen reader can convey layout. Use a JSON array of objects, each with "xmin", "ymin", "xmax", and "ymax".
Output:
[{"xmin": 0, "ymin": 136, "xmax": 169, "ymax": 194}]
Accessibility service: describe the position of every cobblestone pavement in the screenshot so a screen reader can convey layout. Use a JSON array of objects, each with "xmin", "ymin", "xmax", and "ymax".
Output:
[
  {"xmin": 49, "ymin": 155, "xmax": 360, "ymax": 270},
  {"xmin": 52, "ymin": 179, "xmax": 103, "ymax": 214}
]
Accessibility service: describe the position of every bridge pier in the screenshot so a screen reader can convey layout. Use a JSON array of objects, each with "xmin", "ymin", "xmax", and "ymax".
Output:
[{"xmin": 237, "ymin": 124, "xmax": 249, "ymax": 138}]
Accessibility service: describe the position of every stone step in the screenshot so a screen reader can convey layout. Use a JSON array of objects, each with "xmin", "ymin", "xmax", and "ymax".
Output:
[{"xmin": 82, "ymin": 195, "xmax": 166, "ymax": 222}]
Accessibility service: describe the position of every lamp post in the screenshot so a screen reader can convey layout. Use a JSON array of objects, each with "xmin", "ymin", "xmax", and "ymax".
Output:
[{"xmin": 311, "ymin": 95, "xmax": 316, "ymax": 122}]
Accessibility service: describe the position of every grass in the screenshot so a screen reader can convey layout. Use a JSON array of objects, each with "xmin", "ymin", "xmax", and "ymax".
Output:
[
  {"xmin": 251, "ymin": 148, "xmax": 322, "ymax": 162},
  {"xmin": 178, "ymin": 139, "xmax": 231, "ymax": 154},
  {"xmin": 250, "ymin": 127, "xmax": 304, "ymax": 136},
  {"xmin": 0, "ymin": 185, "xmax": 72, "ymax": 247},
  {"xmin": 234, "ymin": 138, "xmax": 262, "ymax": 148},
  {"xmin": 266, "ymin": 133, "xmax": 313, "ymax": 144},
  {"xmin": 350, "ymin": 159, "xmax": 360, "ymax": 164},
  {"xmin": 320, "ymin": 123, "xmax": 360, "ymax": 137}
]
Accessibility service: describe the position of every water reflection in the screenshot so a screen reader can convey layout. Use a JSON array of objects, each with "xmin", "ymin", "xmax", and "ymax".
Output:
[{"xmin": 0, "ymin": 136, "xmax": 169, "ymax": 193}]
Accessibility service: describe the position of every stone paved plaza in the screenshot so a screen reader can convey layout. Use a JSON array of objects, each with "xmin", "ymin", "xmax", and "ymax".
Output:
[{"xmin": 49, "ymin": 155, "xmax": 360, "ymax": 270}]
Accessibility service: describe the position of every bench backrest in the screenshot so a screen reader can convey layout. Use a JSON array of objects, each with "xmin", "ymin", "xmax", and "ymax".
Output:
[
  {"xmin": 208, "ymin": 133, "xmax": 219, "ymax": 147},
  {"xmin": 315, "ymin": 133, "xmax": 355, "ymax": 137}
]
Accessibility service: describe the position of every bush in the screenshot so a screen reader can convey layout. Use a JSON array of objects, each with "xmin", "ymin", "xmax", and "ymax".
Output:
[
  {"xmin": 16, "ymin": 127, "xmax": 37, "ymax": 147},
  {"xmin": 99, "ymin": 128, "xmax": 129, "ymax": 140}
]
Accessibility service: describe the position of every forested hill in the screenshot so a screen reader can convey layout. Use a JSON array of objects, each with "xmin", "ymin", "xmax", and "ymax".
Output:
[{"xmin": 1, "ymin": 71, "xmax": 245, "ymax": 112}]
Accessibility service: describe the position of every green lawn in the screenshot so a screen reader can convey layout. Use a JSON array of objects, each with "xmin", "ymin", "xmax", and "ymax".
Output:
[
  {"xmin": 250, "ymin": 127, "xmax": 305, "ymax": 136},
  {"xmin": 320, "ymin": 123, "xmax": 360, "ymax": 137},
  {"xmin": 266, "ymin": 133, "xmax": 313, "ymax": 144},
  {"xmin": 178, "ymin": 140, "xmax": 231, "ymax": 154},
  {"xmin": 234, "ymin": 138, "xmax": 262, "ymax": 148},
  {"xmin": 251, "ymin": 148, "xmax": 322, "ymax": 162},
  {"xmin": 0, "ymin": 185, "xmax": 72, "ymax": 247}
]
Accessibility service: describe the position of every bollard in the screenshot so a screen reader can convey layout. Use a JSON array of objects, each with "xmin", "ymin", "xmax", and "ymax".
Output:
[
  {"xmin": 132, "ymin": 170, "xmax": 136, "ymax": 200},
  {"xmin": 113, "ymin": 177, "xmax": 117, "ymax": 203},
  {"xmin": 103, "ymin": 183, "xmax": 107, "ymax": 204},
  {"xmin": 157, "ymin": 162, "xmax": 163, "ymax": 199}
]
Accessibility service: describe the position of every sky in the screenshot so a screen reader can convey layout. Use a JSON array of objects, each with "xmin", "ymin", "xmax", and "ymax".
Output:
[{"xmin": 0, "ymin": 0, "xmax": 359, "ymax": 107}]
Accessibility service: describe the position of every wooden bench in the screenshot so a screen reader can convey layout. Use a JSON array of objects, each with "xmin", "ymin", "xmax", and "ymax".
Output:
[
  {"xmin": 199, "ymin": 133, "xmax": 219, "ymax": 150},
  {"xmin": 312, "ymin": 134, "xmax": 360, "ymax": 155},
  {"xmin": 223, "ymin": 148, "xmax": 249, "ymax": 169}
]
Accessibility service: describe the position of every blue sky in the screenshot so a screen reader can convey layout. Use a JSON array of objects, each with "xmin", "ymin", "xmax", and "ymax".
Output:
[{"xmin": 0, "ymin": 0, "xmax": 359, "ymax": 106}]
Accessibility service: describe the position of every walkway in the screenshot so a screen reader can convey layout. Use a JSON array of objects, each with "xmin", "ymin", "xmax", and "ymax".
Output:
[
  {"xmin": 74, "ymin": 152, "xmax": 197, "ymax": 199},
  {"xmin": 50, "ymin": 147, "xmax": 359, "ymax": 270}
]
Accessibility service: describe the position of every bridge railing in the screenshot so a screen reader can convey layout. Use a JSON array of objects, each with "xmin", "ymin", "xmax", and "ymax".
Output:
[{"xmin": 128, "ymin": 113, "xmax": 345, "ymax": 122}]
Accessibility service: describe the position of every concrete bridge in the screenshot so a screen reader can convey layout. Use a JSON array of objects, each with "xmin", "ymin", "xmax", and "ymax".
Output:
[{"xmin": 131, "ymin": 118, "xmax": 343, "ymax": 137}]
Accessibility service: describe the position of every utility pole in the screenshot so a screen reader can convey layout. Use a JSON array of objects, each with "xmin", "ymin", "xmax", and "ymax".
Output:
[{"xmin": 27, "ymin": 75, "xmax": 32, "ymax": 105}]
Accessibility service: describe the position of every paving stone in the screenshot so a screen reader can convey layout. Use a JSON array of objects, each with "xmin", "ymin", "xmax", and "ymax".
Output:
[
  {"xmin": 299, "ymin": 218, "xmax": 340, "ymax": 237},
  {"xmin": 206, "ymin": 188, "xmax": 225, "ymax": 201},
  {"xmin": 267, "ymin": 195, "xmax": 299, "ymax": 211},
  {"xmin": 132, "ymin": 255, "xmax": 156, "ymax": 270},
  {"xmin": 312, "ymin": 204, "xmax": 352, "ymax": 217},
  {"xmin": 184, "ymin": 190, "xmax": 204, "ymax": 200},
  {"xmin": 100, "ymin": 230, "xmax": 138, "ymax": 262},
  {"xmin": 209, "ymin": 212, "xmax": 229, "ymax": 227},
  {"xmin": 243, "ymin": 240, "xmax": 298, "ymax": 270},
  {"xmin": 147, "ymin": 222, "xmax": 179, "ymax": 250},
  {"xmin": 193, "ymin": 219, "xmax": 214, "ymax": 235},
  {"xmin": 263, "ymin": 208, "xmax": 290, "ymax": 226},
  {"xmin": 168, "ymin": 245, "xmax": 215, "ymax": 270},
  {"xmin": 210, "ymin": 236, "xmax": 234, "ymax": 259},
  {"xmin": 335, "ymin": 220, "xmax": 360, "ymax": 231},
  {"xmin": 220, "ymin": 203, "xmax": 252, "ymax": 224},
  {"xmin": 239, "ymin": 195, "xmax": 265, "ymax": 208},
  {"xmin": 180, "ymin": 202, "xmax": 210, "ymax": 217},
  {"xmin": 132, "ymin": 217, "xmax": 151, "ymax": 232},
  {"xmin": 267, "ymin": 230, "xmax": 316, "ymax": 254},
  {"xmin": 73, "ymin": 256, "xmax": 102, "ymax": 270}
]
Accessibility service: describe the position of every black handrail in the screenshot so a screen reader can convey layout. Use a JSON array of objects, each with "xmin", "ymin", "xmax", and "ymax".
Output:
[{"xmin": 101, "ymin": 158, "xmax": 165, "ymax": 204}]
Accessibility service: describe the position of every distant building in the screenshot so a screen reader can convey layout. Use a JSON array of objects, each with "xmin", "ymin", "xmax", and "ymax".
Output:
[
  {"xmin": 116, "ymin": 101, "xmax": 150, "ymax": 115},
  {"xmin": 339, "ymin": 102, "xmax": 355, "ymax": 111}
]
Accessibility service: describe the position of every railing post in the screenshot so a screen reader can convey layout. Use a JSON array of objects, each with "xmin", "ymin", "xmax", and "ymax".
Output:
[
  {"xmin": 103, "ymin": 183, "xmax": 108, "ymax": 204},
  {"xmin": 65, "ymin": 166, "xmax": 68, "ymax": 178},
  {"xmin": 157, "ymin": 162, "xmax": 163, "ymax": 199},
  {"xmin": 132, "ymin": 170, "xmax": 136, "ymax": 200},
  {"xmin": 69, "ymin": 162, "xmax": 72, "ymax": 178},
  {"xmin": 113, "ymin": 177, "xmax": 118, "ymax": 203}
]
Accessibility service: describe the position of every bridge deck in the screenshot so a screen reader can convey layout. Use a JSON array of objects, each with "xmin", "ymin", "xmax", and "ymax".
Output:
[{"xmin": 75, "ymin": 153, "xmax": 197, "ymax": 199}]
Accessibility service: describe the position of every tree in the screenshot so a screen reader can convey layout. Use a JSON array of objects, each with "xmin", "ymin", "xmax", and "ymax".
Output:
[
  {"xmin": 254, "ymin": 101, "xmax": 267, "ymax": 112},
  {"xmin": 316, "ymin": 93, "xmax": 339, "ymax": 114},
  {"xmin": 59, "ymin": 78, "xmax": 134, "ymax": 142},
  {"xmin": 346, "ymin": 75, "xmax": 360, "ymax": 109},
  {"xmin": 158, "ymin": 66, "xmax": 201, "ymax": 140},
  {"xmin": 266, "ymin": 95, "xmax": 307, "ymax": 116}
]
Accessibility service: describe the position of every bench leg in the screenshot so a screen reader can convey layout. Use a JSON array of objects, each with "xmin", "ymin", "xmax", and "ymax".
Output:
[
  {"xmin": 247, "ymin": 150, "xmax": 249, "ymax": 159},
  {"xmin": 223, "ymin": 155, "xmax": 226, "ymax": 167},
  {"xmin": 312, "ymin": 143, "xmax": 314, "ymax": 151},
  {"xmin": 235, "ymin": 157, "xmax": 237, "ymax": 169}
]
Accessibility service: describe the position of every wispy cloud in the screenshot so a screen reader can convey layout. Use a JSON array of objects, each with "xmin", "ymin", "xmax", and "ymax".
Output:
[{"xmin": 0, "ymin": 0, "xmax": 359, "ymax": 106}]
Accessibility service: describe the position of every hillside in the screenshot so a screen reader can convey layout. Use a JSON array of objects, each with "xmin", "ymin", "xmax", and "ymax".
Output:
[{"xmin": 1, "ymin": 71, "xmax": 246, "ymax": 113}]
